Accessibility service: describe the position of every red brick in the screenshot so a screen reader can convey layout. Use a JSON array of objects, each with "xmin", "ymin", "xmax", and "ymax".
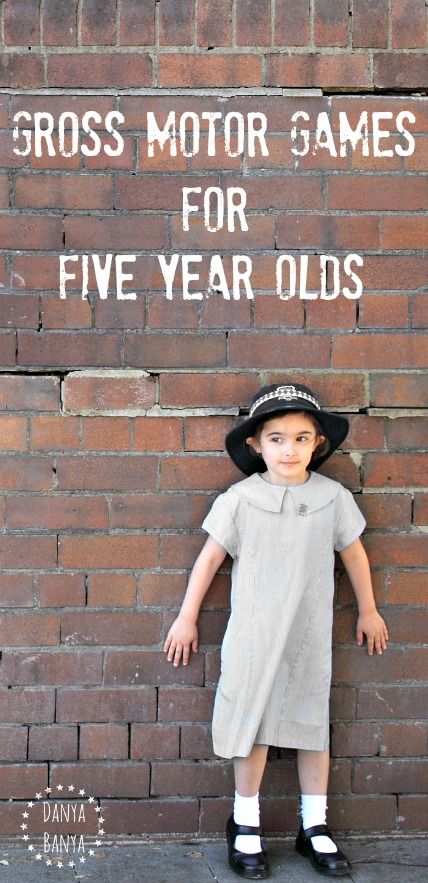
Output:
[
  {"xmin": 56, "ymin": 688, "xmax": 156, "ymax": 723},
  {"xmin": 83, "ymin": 134, "xmax": 134, "ymax": 170},
  {"xmin": 0, "ymin": 54, "xmax": 44, "ymax": 88},
  {"xmin": 330, "ymin": 687, "xmax": 357, "ymax": 720},
  {"xmin": 329, "ymin": 175, "xmax": 428, "ymax": 211},
  {"xmin": 343, "ymin": 415, "xmax": 385, "ymax": 451},
  {"xmin": 405, "ymin": 136, "xmax": 428, "ymax": 171},
  {"xmin": 0, "ymin": 534, "xmax": 57, "ymax": 569},
  {"xmin": 353, "ymin": 0, "xmax": 388, "ymax": 47},
  {"xmin": 165, "ymin": 608, "xmax": 228, "ymax": 646},
  {"xmin": 104, "ymin": 649, "xmax": 203, "ymax": 686},
  {"xmin": 4, "ymin": 0, "xmax": 40, "ymax": 45},
  {"xmin": 380, "ymin": 722, "xmax": 427, "ymax": 757},
  {"xmin": 413, "ymin": 494, "xmax": 428, "ymax": 526},
  {"xmin": 125, "ymin": 331, "xmax": 226, "ymax": 369},
  {"xmin": 357, "ymin": 493, "xmax": 411, "ymax": 528},
  {"xmin": 328, "ymin": 795, "xmax": 397, "ymax": 831},
  {"xmin": 0, "ymin": 175, "xmax": 9, "ymax": 209},
  {"xmin": 160, "ymin": 371, "xmax": 259, "ymax": 408},
  {"xmin": 229, "ymin": 332, "xmax": 330, "ymax": 369},
  {"xmin": 133, "ymin": 417, "xmax": 182, "ymax": 451},
  {"xmin": 374, "ymin": 54, "xmax": 428, "ymax": 89},
  {"xmin": 230, "ymin": 176, "xmax": 324, "ymax": 211},
  {"xmin": 332, "ymin": 646, "xmax": 403, "ymax": 682},
  {"xmin": 362, "ymin": 256, "xmax": 428, "ymax": 291},
  {"xmin": 103, "ymin": 798, "xmax": 199, "ymax": 834},
  {"xmin": 392, "ymin": 0, "xmax": 427, "ymax": 48},
  {"xmin": 314, "ymin": 0, "xmax": 348, "ymax": 47},
  {"xmin": 306, "ymin": 299, "xmax": 356, "ymax": 330},
  {"xmin": 370, "ymin": 373, "xmax": 427, "ymax": 407},
  {"xmin": 380, "ymin": 607, "xmax": 428, "ymax": 644},
  {"xmin": 385, "ymin": 416, "xmax": 428, "ymax": 449},
  {"xmin": 58, "ymin": 534, "xmax": 158, "ymax": 569},
  {"xmin": 0, "ymin": 764, "xmax": 47, "ymax": 799},
  {"xmin": 386, "ymin": 571, "xmax": 427, "ymax": 604},
  {"xmin": 403, "ymin": 648, "xmax": 428, "ymax": 680},
  {"xmin": 160, "ymin": 455, "xmax": 238, "ymax": 491},
  {"xmin": 277, "ymin": 214, "xmax": 380, "ymax": 251},
  {"xmin": 236, "ymin": 0, "xmax": 271, "ymax": 45},
  {"xmin": 275, "ymin": 0, "xmax": 310, "ymax": 46},
  {"xmin": 159, "ymin": 0, "xmax": 194, "ymax": 45},
  {"xmin": 364, "ymin": 452, "xmax": 426, "ymax": 487},
  {"xmin": 63, "ymin": 372, "xmax": 156, "ymax": 414},
  {"xmin": 14, "ymin": 173, "xmax": 112, "ymax": 210},
  {"xmin": 201, "ymin": 296, "xmax": 252, "ymax": 329},
  {"xmin": 267, "ymin": 373, "xmax": 366, "ymax": 409},
  {"xmin": 180, "ymin": 724, "xmax": 214, "ymax": 759},
  {"xmin": 115, "ymin": 174, "xmax": 217, "ymax": 211},
  {"xmin": 382, "ymin": 216, "xmax": 428, "ymax": 250},
  {"xmin": 0, "ymin": 573, "xmax": 34, "ymax": 607},
  {"xmin": 0, "ymin": 613, "xmax": 59, "ymax": 647},
  {"xmin": 87, "ymin": 573, "xmax": 137, "ymax": 607},
  {"xmin": 56, "ymin": 455, "xmax": 157, "ymax": 491},
  {"xmin": 0, "ymin": 649, "xmax": 101, "ymax": 685},
  {"xmin": 64, "ymin": 214, "xmax": 167, "ymax": 250},
  {"xmin": 332, "ymin": 333, "xmax": 426, "ymax": 369},
  {"xmin": 171, "ymin": 215, "xmax": 275, "ymax": 250},
  {"xmin": 146, "ymin": 295, "xmax": 198, "ymax": 329},
  {"xmin": 138, "ymin": 572, "xmax": 188, "ymax": 607},
  {"xmin": 0, "ymin": 688, "xmax": 55, "ymax": 723},
  {"xmin": 331, "ymin": 721, "xmax": 381, "ymax": 757},
  {"xmin": 39, "ymin": 573, "xmax": 85, "ymax": 608},
  {"xmin": 185, "ymin": 416, "xmax": 233, "ymax": 452},
  {"xmin": 30, "ymin": 415, "xmax": 79, "ymax": 450},
  {"xmin": 51, "ymin": 761, "xmax": 150, "ymax": 798},
  {"xmin": 0, "ymin": 133, "xmax": 27, "ymax": 169},
  {"xmin": 0, "ymin": 417, "xmax": 27, "ymax": 451},
  {"xmin": 12, "ymin": 255, "xmax": 59, "ymax": 290},
  {"xmin": 139, "ymin": 138, "xmax": 188, "ymax": 171},
  {"xmin": 357, "ymin": 685, "xmax": 427, "ymax": 719},
  {"xmin": 359, "ymin": 294, "xmax": 408, "ymax": 328},
  {"xmin": 28, "ymin": 725, "xmax": 77, "ymax": 761},
  {"xmin": 364, "ymin": 533, "xmax": 428, "ymax": 567},
  {"xmin": 197, "ymin": 0, "xmax": 232, "ymax": 46},
  {"xmin": 48, "ymin": 53, "xmax": 152, "ymax": 88},
  {"xmin": 0, "ymin": 215, "xmax": 62, "ymax": 249},
  {"xmin": 18, "ymin": 331, "xmax": 121, "ymax": 368},
  {"xmin": 81, "ymin": 417, "xmax": 131, "ymax": 451},
  {"xmin": 151, "ymin": 759, "xmax": 233, "ymax": 796},
  {"xmin": 131, "ymin": 724, "xmax": 180, "ymax": 760},
  {"xmin": 41, "ymin": 295, "xmax": 92, "ymax": 330},
  {"xmin": 0, "ymin": 333, "xmax": 16, "ymax": 367},
  {"xmin": 62, "ymin": 611, "xmax": 160, "ymax": 646},
  {"xmin": 7, "ymin": 494, "xmax": 108, "ymax": 530},
  {"xmin": 158, "ymin": 54, "xmax": 262, "ymax": 87},
  {"xmin": 81, "ymin": 0, "xmax": 117, "ymax": 45},
  {"xmin": 0, "ymin": 726, "xmax": 28, "ymax": 760},
  {"xmin": 12, "ymin": 92, "xmax": 116, "ymax": 124},
  {"xmin": 94, "ymin": 298, "xmax": 146, "ymax": 330},
  {"xmin": 266, "ymin": 54, "xmax": 372, "ymax": 89},
  {"xmin": 354, "ymin": 758, "xmax": 428, "ymax": 793},
  {"xmin": 43, "ymin": 0, "xmax": 78, "ymax": 45},
  {"xmin": 412, "ymin": 293, "xmax": 428, "ymax": 328},
  {"xmin": 0, "ymin": 456, "xmax": 53, "ymax": 491},
  {"xmin": 120, "ymin": 0, "xmax": 155, "ymax": 45},
  {"xmin": 80, "ymin": 724, "xmax": 128, "ymax": 760},
  {"xmin": 110, "ymin": 493, "xmax": 208, "ymax": 529},
  {"xmin": 398, "ymin": 796, "xmax": 428, "ymax": 830}
]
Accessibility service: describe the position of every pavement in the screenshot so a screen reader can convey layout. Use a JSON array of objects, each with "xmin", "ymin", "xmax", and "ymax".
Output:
[{"xmin": 0, "ymin": 836, "xmax": 427, "ymax": 882}]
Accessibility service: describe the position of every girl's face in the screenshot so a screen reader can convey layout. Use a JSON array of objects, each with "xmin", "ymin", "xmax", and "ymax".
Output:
[{"xmin": 246, "ymin": 412, "xmax": 325, "ymax": 486}]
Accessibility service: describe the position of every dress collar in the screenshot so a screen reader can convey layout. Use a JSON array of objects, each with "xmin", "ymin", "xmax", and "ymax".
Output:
[{"xmin": 229, "ymin": 471, "xmax": 341, "ymax": 514}]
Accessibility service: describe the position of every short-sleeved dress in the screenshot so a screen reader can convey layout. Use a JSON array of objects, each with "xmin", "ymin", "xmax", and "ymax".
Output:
[{"xmin": 201, "ymin": 470, "xmax": 366, "ymax": 759}]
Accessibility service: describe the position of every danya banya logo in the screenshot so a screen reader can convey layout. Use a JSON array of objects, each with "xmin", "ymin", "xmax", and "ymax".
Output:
[{"xmin": 19, "ymin": 782, "xmax": 105, "ymax": 870}]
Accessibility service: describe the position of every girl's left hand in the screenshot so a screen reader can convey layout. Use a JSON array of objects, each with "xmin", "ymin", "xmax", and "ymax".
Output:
[{"xmin": 356, "ymin": 610, "xmax": 389, "ymax": 655}]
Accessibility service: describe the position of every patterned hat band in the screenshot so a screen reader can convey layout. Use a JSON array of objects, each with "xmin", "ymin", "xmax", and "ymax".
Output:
[{"xmin": 249, "ymin": 385, "xmax": 321, "ymax": 418}]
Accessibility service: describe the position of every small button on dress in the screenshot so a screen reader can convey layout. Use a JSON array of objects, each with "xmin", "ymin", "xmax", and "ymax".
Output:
[{"xmin": 202, "ymin": 471, "xmax": 366, "ymax": 759}]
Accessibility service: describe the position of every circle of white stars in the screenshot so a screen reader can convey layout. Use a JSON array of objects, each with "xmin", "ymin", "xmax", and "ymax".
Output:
[{"xmin": 21, "ymin": 784, "xmax": 105, "ymax": 870}]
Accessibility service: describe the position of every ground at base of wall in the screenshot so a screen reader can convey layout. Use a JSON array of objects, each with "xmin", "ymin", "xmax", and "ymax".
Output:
[{"xmin": 1, "ymin": 837, "xmax": 427, "ymax": 882}]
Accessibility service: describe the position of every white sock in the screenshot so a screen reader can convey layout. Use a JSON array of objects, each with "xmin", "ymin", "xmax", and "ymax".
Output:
[
  {"xmin": 233, "ymin": 791, "xmax": 262, "ymax": 854},
  {"xmin": 301, "ymin": 794, "xmax": 337, "ymax": 853}
]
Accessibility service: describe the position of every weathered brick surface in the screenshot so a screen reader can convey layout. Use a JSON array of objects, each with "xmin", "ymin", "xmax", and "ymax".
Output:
[{"xmin": 0, "ymin": 1, "xmax": 426, "ymax": 840}]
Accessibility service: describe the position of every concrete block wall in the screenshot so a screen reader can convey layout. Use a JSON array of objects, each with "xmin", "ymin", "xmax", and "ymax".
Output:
[{"xmin": 0, "ymin": 1, "xmax": 426, "ymax": 837}]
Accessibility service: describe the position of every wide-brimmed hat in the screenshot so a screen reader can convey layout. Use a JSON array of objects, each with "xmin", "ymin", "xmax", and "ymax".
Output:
[{"xmin": 226, "ymin": 382, "xmax": 349, "ymax": 475}]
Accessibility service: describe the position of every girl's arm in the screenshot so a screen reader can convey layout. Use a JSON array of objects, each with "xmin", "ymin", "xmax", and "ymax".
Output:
[
  {"xmin": 163, "ymin": 536, "xmax": 227, "ymax": 667},
  {"xmin": 339, "ymin": 537, "xmax": 389, "ymax": 655}
]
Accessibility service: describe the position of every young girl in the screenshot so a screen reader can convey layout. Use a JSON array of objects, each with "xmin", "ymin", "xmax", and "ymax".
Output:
[{"xmin": 164, "ymin": 382, "xmax": 388, "ymax": 879}]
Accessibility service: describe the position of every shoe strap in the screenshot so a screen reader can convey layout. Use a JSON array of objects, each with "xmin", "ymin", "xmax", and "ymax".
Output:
[
  {"xmin": 303, "ymin": 823, "xmax": 332, "ymax": 839},
  {"xmin": 230, "ymin": 818, "xmax": 261, "ymax": 836}
]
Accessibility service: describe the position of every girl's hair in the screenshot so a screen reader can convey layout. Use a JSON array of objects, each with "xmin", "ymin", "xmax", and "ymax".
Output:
[{"xmin": 249, "ymin": 410, "xmax": 331, "ymax": 463}]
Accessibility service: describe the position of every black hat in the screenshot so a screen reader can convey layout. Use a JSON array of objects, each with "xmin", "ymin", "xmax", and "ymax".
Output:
[{"xmin": 226, "ymin": 382, "xmax": 349, "ymax": 476}]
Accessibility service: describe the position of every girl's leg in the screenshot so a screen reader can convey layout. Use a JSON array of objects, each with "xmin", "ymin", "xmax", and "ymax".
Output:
[
  {"xmin": 297, "ymin": 749, "xmax": 337, "ymax": 853},
  {"xmin": 232, "ymin": 744, "xmax": 268, "ymax": 853}
]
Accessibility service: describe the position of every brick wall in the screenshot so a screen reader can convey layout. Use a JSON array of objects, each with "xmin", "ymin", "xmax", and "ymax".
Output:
[{"xmin": 0, "ymin": 0, "xmax": 427, "ymax": 838}]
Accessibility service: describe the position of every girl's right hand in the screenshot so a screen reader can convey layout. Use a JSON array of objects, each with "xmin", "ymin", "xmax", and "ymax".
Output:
[{"xmin": 163, "ymin": 614, "xmax": 198, "ymax": 667}]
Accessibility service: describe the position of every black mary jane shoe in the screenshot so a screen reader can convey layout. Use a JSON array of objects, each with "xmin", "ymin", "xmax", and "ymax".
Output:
[
  {"xmin": 295, "ymin": 824, "xmax": 351, "ymax": 877},
  {"xmin": 226, "ymin": 814, "xmax": 270, "ymax": 879}
]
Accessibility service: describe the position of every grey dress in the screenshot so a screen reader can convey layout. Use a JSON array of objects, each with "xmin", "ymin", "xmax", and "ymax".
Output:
[{"xmin": 201, "ymin": 471, "xmax": 366, "ymax": 759}]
